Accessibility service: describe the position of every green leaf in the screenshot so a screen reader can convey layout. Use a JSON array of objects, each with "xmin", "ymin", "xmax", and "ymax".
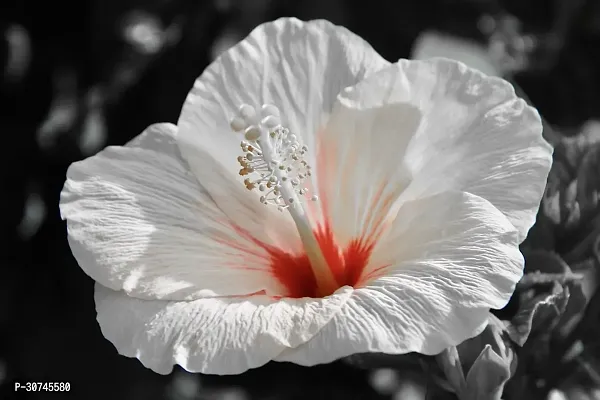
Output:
[{"xmin": 507, "ymin": 282, "xmax": 571, "ymax": 346}]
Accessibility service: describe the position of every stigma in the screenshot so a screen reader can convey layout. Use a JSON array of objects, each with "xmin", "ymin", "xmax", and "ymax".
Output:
[{"xmin": 230, "ymin": 103, "xmax": 337, "ymax": 297}]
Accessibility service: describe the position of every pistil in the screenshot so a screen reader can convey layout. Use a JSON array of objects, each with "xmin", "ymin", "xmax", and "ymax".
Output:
[{"xmin": 230, "ymin": 104, "xmax": 338, "ymax": 297}]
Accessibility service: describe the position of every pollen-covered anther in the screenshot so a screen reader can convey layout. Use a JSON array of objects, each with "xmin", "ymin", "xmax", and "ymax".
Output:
[{"xmin": 229, "ymin": 103, "xmax": 320, "ymax": 210}]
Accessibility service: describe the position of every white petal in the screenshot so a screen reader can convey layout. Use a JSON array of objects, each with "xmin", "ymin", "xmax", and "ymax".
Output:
[
  {"xmin": 315, "ymin": 101, "xmax": 420, "ymax": 246},
  {"xmin": 94, "ymin": 283, "xmax": 354, "ymax": 375},
  {"xmin": 368, "ymin": 191, "xmax": 523, "ymax": 308},
  {"xmin": 176, "ymin": 18, "xmax": 389, "ymax": 221},
  {"xmin": 276, "ymin": 191, "xmax": 522, "ymax": 364},
  {"xmin": 337, "ymin": 57, "xmax": 553, "ymax": 242},
  {"xmin": 60, "ymin": 123, "xmax": 297, "ymax": 300}
]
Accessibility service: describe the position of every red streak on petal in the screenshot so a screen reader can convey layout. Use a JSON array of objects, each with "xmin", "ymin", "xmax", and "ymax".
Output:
[
  {"xmin": 215, "ymin": 122, "xmax": 393, "ymax": 298},
  {"xmin": 227, "ymin": 223, "xmax": 318, "ymax": 298},
  {"xmin": 314, "ymin": 223, "xmax": 344, "ymax": 284},
  {"xmin": 266, "ymin": 251, "xmax": 319, "ymax": 298},
  {"xmin": 268, "ymin": 222, "xmax": 378, "ymax": 298},
  {"xmin": 225, "ymin": 220, "xmax": 378, "ymax": 298},
  {"xmin": 342, "ymin": 238, "xmax": 378, "ymax": 286},
  {"xmin": 313, "ymin": 128, "xmax": 397, "ymax": 288}
]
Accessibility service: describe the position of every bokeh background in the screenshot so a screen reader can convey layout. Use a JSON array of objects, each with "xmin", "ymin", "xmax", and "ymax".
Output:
[{"xmin": 2, "ymin": 0, "xmax": 600, "ymax": 399}]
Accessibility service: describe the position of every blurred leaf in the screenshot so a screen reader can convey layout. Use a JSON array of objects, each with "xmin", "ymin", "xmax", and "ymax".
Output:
[
  {"xmin": 523, "ymin": 249, "xmax": 571, "ymax": 274},
  {"xmin": 574, "ymin": 353, "xmax": 600, "ymax": 388},
  {"xmin": 369, "ymin": 368, "xmax": 401, "ymax": 395},
  {"xmin": 518, "ymin": 270, "xmax": 583, "ymax": 289},
  {"xmin": 560, "ymin": 120, "xmax": 600, "ymax": 170},
  {"xmin": 437, "ymin": 315, "xmax": 519, "ymax": 400},
  {"xmin": 520, "ymin": 250, "xmax": 583, "ymax": 290},
  {"xmin": 392, "ymin": 377, "xmax": 429, "ymax": 400},
  {"xmin": 411, "ymin": 31, "xmax": 501, "ymax": 77},
  {"xmin": 571, "ymin": 257, "xmax": 599, "ymax": 300},
  {"xmin": 595, "ymin": 233, "xmax": 600, "ymax": 265},
  {"xmin": 504, "ymin": 374, "xmax": 538, "ymax": 400},
  {"xmin": 343, "ymin": 352, "xmax": 455, "ymax": 397},
  {"xmin": 4, "ymin": 24, "xmax": 31, "ymax": 84},
  {"xmin": 79, "ymin": 102, "xmax": 107, "ymax": 156},
  {"xmin": 575, "ymin": 289, "xmax": 600, "ymax": 344},
  {"xmin": 121, "ymin": 11, "xmax": 167, "ymax": 55},
  {"xmin": 556, "ymin": 279, "xmax": 588, "ymax": 339},
  {"xmin": 463, "ymin": 345, "xmax": 511, "ymax": 400},
  {"xmin": 564, "ymin": 213, "xmax": 600, "ymax": 265},
  {"xmin": 457, "ymin": 315, "xmax": 516, "ymax": 377},
  {"xmin": 565, "ymin": 180, "xmax": 582, "ymax": 229},
  {"xmin": 521, "ymin": 208, "xmax": 556, "ymax": 250},
  {"xmin": 507, "ymin": 282, "xmax": 570, "ymax": 346},
  {"xmin": 542, "ymin": 159, "xmax": 573, "ymax": 226},
  {"xmin": 564, "ymin": 386, "xmax": 600, "ymax": 400},
  {"xmin": 437, "ymin": 346, "xmax": 466, "ymax": 395},
  {"xmin": 168, "ymin": 369, "xmax": 201, "ymax": 400},
  {"xmin": 547, "ymin": 388, "xmax": 570, "ymax": 400},
  {"xmin": 540, "ymin": 122, "xmax": 600, "ymax": 233},
  {"xmin": 343, "ymin": 352, "xmax": 423, "ymax": 370},
  {"xmin": 36, "ymin": 66, "xmax": 78, "ymax": 151},
  {"xmin": 577, "ymin": 143, "xmax": 600, "ymax": 219}
]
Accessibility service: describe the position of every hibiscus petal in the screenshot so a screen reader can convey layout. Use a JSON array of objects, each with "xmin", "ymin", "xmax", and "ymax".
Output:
[
  {"xmin": 176, "ymin": 18, "xmax": 389, "ymax": 222},
  {"xmin": 276, "ymin": 191, "xmax": 522, "ymax": 365},
  {"xmin": 94, "ymin": 283, "xmax": 353, "ymax": 375},
  {"xmin": 315, "ymin": 101, "xmax": 421, "ymax": 246},
  {"xmin": 335, "ymin": 57, "xmax": 553, "ymax": 242},
  {"xmin": 60, "ymin": 123, "xmax": 297, "ymax": 300}
]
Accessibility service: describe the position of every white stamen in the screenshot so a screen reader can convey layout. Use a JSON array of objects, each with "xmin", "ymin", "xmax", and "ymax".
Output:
[
  {"xmin": 239, "ymin": 104, "xmax": 257, "ymax": 124},
  {"xmin": 261, "ymin": 115, "xmax": 280, "ymax": 129},
  {"xmin": 232, "ymin": 104, "xmax": 321, "ymax": 209},
  {"xmin": 230, "ymin": 103, "xmax": 335, "ymax": 296},
  {"xmin": 230, "ymin": 116, "xmax": 247, "ymax": 132},
  {"xmin": 244, "ymin": 126, "xmax": 260, "ymax": 141},
  {"xmin": 261, "ymin": 104, "xmax": 280, "ymax": 118}
]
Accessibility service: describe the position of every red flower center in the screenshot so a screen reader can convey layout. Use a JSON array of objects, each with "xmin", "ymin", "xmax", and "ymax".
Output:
[{"xmin": 263, "ymin": 222, "xmax": 376, "ymax": 298}]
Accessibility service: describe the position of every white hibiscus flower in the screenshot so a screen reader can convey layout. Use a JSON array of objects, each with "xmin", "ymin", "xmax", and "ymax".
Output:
[{"xmin": 60, "ymin": 18, "xmax": 553, "ymax": 375}]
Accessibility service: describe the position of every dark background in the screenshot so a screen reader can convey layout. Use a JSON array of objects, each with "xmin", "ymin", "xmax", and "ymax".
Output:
[{"xmin": 2, "ymin": 0, "xmax": 600, "ymax": 399}]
